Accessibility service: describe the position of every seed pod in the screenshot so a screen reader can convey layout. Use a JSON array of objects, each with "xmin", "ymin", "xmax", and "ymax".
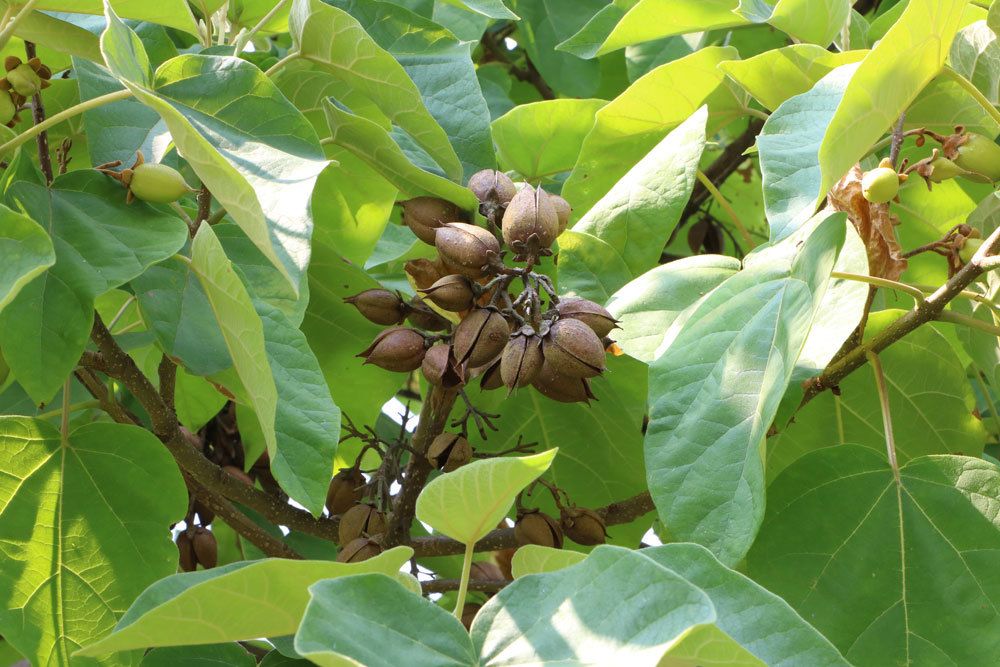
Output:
[
  {"xmin": 176, "ymin": 531, "xmax": 197, "ymax": 572},
  {"xmin": 405, "ymin": 258, "xmax": 446, "ymax": 290},
  {"xmin": 500, "ymin": 326, "xmax": 544, "ymax": 389},
  {"xmin": 426, "ymin": 433, "xmax": 473, "ymax": 472},
  {"xmin": 954, "ymin": 133, "xmax": 1000, "ymax": 182},
  {"xmin": 327, "ymin": 467, "xmax": 366, "ymax": 515},
  {"xmin": 468, "ymin": 169, "xmax": 516, "ymax": 206},
  {"xmin": 501, "ymin": 186, "xmax": 560, "ymax": 257},
  {"xmin": 453, "ymin": 307, "xmax": 511, "ymax": 367},
  {"xmin": 0, "ymin": 89, "xmax": 14, "ymax": 126},
  {"xmin": 960, "ymin": 237, "xmax": 984, "ymax": 264},
  {"xmin": 555, "ymin": 298, "xmax": 619, "ymax": 339},
  {"xmin": 336, "ymin": 537, "xmax": 383, "ymax": 563},
  {"xmin": 461, "ymin": 603, "xmax": 482, "ymax": 631},
  {"xmin": 478, "ymin": 360, "xmax": 504, "ymax": 391},
  {"xmin": 928, "ymin": 155, "xmax": 965, "ymax": 183},
  {"xmin": 338, "ymin": 503, "xmax": 388, "ymax": 544},
  {"xmin": 560, "ymin": 507, "xmax": 607, "ymax": 546},
  {"xmin": 192, "ymin": 498, "xmax": 215, "ymax": 525},
  {"xmin": 419, "ymin": 274, "xmax": 476, "ymax": 312},
  {"xmin": 514, "ymin": 510, "xmax": 563, "ymax": 548},
  {"xmin": 5, "ymin": 62, "xmax": 43, "ymax": 97},
  {"xmin": 357, "ymin": 327, "xmax": 426, "ymax": 372},
  {"xmin": 421, "ymin": 343, "xmax": 465, "ymax": 388},
  {"xmin": 402, "ymin": 197, "xmax": 465, "ymax": 245},
  {"xmin": 532, "ymin": 360, "xmax": 596, "ymax": 404},
  {"xmin": 542, "ymin": 319, "xmax": 606, "ymax": 378},
  {"xmin": 548, "ymin": 194, "xmax": 572, "ymax": 235},
  {"xmin": 192, "ymin": 527, "xmax": 218, "ymax": 569},
  {"xmin": 344, "ymin": 288, "xmax": 406, "ymax": 326},
  {"xmin": 128, "ymin": 163, "xmax": 196, "ymax": 204},
  {"xmin": 435, "ymin": 223, "xmax": 500, "ymax": 278},
  {"xmin": 860, "ymin": 159, "xmax": 899, "ymax": 204},
  {"xmin": 470, "ymin": 561, "xmax": 505, "ymax": 581},
  {"xmin": 406, "ymin": 298, "xmax": 451, "ymax": 332},
  {"xmin": 223, "ymin": 465, "xmax": 254, "ymax": 486}
]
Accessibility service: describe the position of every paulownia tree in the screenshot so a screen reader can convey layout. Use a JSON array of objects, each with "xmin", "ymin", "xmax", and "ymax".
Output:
[{"xmin": 1, "ymin": 0, "xmax": 1000, "ymax": 665}]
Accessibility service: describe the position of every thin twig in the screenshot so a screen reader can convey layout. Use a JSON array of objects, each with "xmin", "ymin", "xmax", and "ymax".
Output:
[
  {"xmin": 24, "ymin": 41, "xmax": 52, "ymax": 184},
  {"xmin": 696, "ymin": 169, "xmax": 754, "ymax": 248},
  {"xmin": 866, "ymin": 350, "xmax": 899, "ymax": 479}
]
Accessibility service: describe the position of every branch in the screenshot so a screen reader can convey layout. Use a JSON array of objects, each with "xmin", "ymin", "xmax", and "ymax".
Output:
[
  {"xmin": 422, "ymin": 578, "xmax": 510, "ymax": 595},
  {"xmin": 24, "ymin": 41, "xmax": 52, "ymax": 184},
  {"xmin": 480, "ymin": 29, "xmax": 555, "ymax": 101}
]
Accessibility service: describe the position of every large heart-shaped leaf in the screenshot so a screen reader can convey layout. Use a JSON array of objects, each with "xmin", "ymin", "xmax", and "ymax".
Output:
[
  {"xmin": 0, "ymin": 417, "xmax": 186, "ymax": 667},
  {"xmin": 736, "ymin": 0, "xmax": 851, "ymax": 46},
  {"xmin": 645, "ymin": 213, "xmax": 846, "ymax": 565},
  {"xmin": 36, "ymin": 0, "xmax": 200, "ymax": 34},
  {"xmin": 0, "ymin": 203, "xmax": 54, "ymax": 313},
  {"xmin": 749, "ymin": 447, "xmax": 1000, "ymax": 666},
  {"xmin": 77, "ymin": 548, "xmax": 413, "ymax": 657},
  {"xmin": 0, "ymin": 172, "xmax": 187, "ymax": 403}
]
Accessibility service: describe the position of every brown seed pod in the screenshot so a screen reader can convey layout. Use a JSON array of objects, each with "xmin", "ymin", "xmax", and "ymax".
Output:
[
  {"xmin": 560, "ymin": 507, "xmax": 607, "ymax": 546},
  {"xmin": 222, "ymin": 465, "xmax": 254, "ymax": 486},
  {"xmin": 532, "ymin": 360, "xmax": 597, "ymax": 404},
  {"xmin": 405, "ymin": 257, "xmax": 446, "ymax": 290},
  {"xmin": 406, "ymin": 298, "xmax": 451, "ymax": 332},
  {"xmin": 461, "ymin": 603, "xmax": 482, "ymax": 631},
  {"xmin": 176, "ymin": 531, "xmax": 197, "ymax": 572},
  {"xmin": 514, "ymin": 510, "xmax": 563, "ymax": 548},
  {"xmin": 426, "ymin": 433, "xmax": 473, "ymax": 472},
  {"xmin": 419, "ymin": 274, "xmax": 476, "ymax": 312},
  {"xmin": 453, "ymin": 308, "xmax": 511, "ymax": 367},
  {"xmin": 421, "ymin": 343, "xmax": 465, "ymax": 388},
  {"xmin": 327, "ymin": 467, "xmax": 366, "ymax": 515},
  {"xmin": 468, "ymin": 169, "xmax": 516, "ymax": 207},
  {"xmin": 470, "ymin": 560, "xmax": 505, "ymax": 581},
  {"xmin": 554, "ymin": 298, "xmax": 619, "ymax": 339},
  {"xmin": 344, "ymin": 288, "xmax": 406, "ymax": 326},
  {"xmin": 500, "ymin": 326, "xmax": 544, "ymax": 389},
  {"xmin": 357, "ymin": 327, "xmax": 426, "ymax": 372},
  {"xmin": 338, "ymin": 503, "xmax": 388, "ymax": 544},
  {"xmin": 477, "ymin": 360, "xmax": 504, "ymax": 391},
  {"xmin": 402, "ymin": 197, "xmax": 465, "ymax": 245},
  {"xmin": 548, "ymin": 194, "xmax": 572, "ymax": 235},
  {"xmin": 192, "ymin": 527, "xmax": 218, "ymax": 569},
  {"xmin": 542, "ymin": 318, "xmax": 606, "ymax": 379},
  {"xmin": 192, "ymin": 498, "xmax": 215, "ymax": 525},
  {"xmin": 336, "ymin": 537, "xmax": 383, "ymax": 563},
  {"xmin": 435, "ymin": 223, "xmax": 501, "ymax": 278},
  {"xmin": 501, "ymin": 186, "xmax": 560, "ymax": 258}
]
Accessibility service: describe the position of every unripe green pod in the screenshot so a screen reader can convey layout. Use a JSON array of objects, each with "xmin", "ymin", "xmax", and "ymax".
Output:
[
  {"xmin": 6, "ymin": 63, "xmax": 41, "ymax": 98},
  {"xmin": 128, "ymin": 163, "xmax": 195, "ymax": 203},
  {"xmin": 960, "ymin": 237, "xmax": 984, "ymax": 265},
  {"xmin": 928, "ymin": 156, "xmax": 964, "ymax": 183},
  {"xmin": 954, "ymin": 134, "xmax": 1000, "ymax": 182},
  {"xmin": 0, "ymin": 90, "xmax": 15, "ymax": 125},
  {"xmin": 861, "ymin": 166, "xmax": 899, "ymax": 204}
]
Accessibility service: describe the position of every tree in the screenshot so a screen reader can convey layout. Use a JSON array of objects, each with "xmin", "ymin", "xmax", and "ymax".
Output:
[{"xmin": 0, "ymin": 0, "xmax": 999, "ymax": 664}]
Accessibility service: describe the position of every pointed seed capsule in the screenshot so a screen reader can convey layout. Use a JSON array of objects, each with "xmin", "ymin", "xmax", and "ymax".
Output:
[
  {"xmin": 542, "ymin": 318, "xmax": 607, "ymax": 379},
  {"xmin": 453, "ymin": 307, "xmax": 510, "ymax": 367},
  {"xmin": 357, "ymin": 327, "xmax": 426, "ymax": 372},
  {"xmin": 344, "ymin": 289, "xmax": 406, "ymax": 326}
]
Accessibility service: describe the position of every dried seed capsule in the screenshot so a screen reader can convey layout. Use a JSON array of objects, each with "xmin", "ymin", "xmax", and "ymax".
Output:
[
  {"xmin": 453, "ymin": 307, "xmax": 511, "ymax": 367},
  {"xmin": 500, "ymin": 326, "xmax": 544, "ymax": 389},
  {"xmin": 426, "ymin": 433, "xmax": 473, "ymax": 472},
  {"xmin": 548, "ymin": 194, "xmax": 572, "ymax": 235},
  {"xmin": 468, "ymin": 169, "xmax": 516, "ymax": 206},
  {"xmin": 421, "ymin": 343, "xmax": 465, "ymax": 388},
  {"xmin": 470, "ymin": 561, "xmax": 505, "ymax": 581},
  {"xmin": 435, "ymin": 223, "xmax": 501, "ymax": 278},
  {"xmin": 501, "ymin": 186, "xmax": 560, "ymax": 257},
  {"xmin": 336, "ymin": 537, "xmax": 383, "ymax": 563},
  {"xmin": 402, "ymin": 197, "xmax": 465, "ymax": 245},
  {"xmin": 477, "ymin": 360, "xmax": 503, "ymax": 391},
  {"xmin": 192, "ymin": 498, "xmax": 215, "ymax": 526},
  {"xmin": 327, "ymin": 467, "xmax": 366, "ymax": 515},
  {"xmin": 338, "ymin": 503, "xmax": 388, "ymax": 544},
  {"xmin": 176, "ymin": 531, "xmax": 197, "ymax": 572},
  {"xmin": 406, "ymin": 298, "xmax": 451, "ymax": 332},
  {"xmin": 514, "ymin": 510, "xmax": 563, "ymax": 548},
  {"xmin": 532, "ymin": 360, "xmax": 596, "ymax": 404},
  {"xmin": 405, "ymin": 258, "xmax": 446, "ymax": 290},
  {"xmin": 554, "ymin": 298, "xmax": 619, "ymax": 339},
  {"xmin": 192, "ymin": 527, "xmax": 218, "ymax": 569},
  {"xmin": 358, "ymin": 327, "xmax": 426, "ymax": 372},
  {"xmin": 560, "ymin": 507, "xmax": 607, "ymax": 546},
  {"xmin": 344, "ymin": 288, "xmax": 406, "ymax": 326},
  {"xmin": 542, "ymin": 318, "xmax": 606, "ymax": 379},
  {"xmin": 128, "ymin": 162, "xmax": 196, "ymax": 204},
  {"xmin": 419, "ymin": 274, "xmax": 476, "ymax": 312}
]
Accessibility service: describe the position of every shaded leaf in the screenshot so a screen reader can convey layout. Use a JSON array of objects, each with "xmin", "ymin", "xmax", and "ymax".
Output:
[{"xmin": 0, "ymin": 203, "xmax": 54, "ymax": 313}]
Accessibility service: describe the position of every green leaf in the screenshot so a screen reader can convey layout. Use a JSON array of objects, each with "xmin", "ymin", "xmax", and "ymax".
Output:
[
  {"xmin": 35, "ymin": 0, "xmax": 200, "ymax": 34},
  {"xmin": 189, "ymin": 223, "xmax": 278, "ymax": 466},
  {"xmin": 416, "ymin": 449, "xmax": 557, "ymax": 544},
  {"xmin": 562, "ymin": 46, "xmax": 741, "ymax": 216},
  {"xmin": 0, "ymin": 172, "xmax": 187, "ymax": 404},
  {"xmin": 473, "ymin": 545, "xmax": 716, "ymax": 665},
  {"xmin": 258, "ymin": 301, "xmax": 341, "ymax": 516},
  {"xmin": 100, "ymin": 9, "xmax": 329, "ymax": 292},
  {"xmin": 770, "ymin": 311, "xmax": 985, "ymax": 479},
  {"xmin": 0, "ymin": 417, "xmax": 187, "ymax": 667},
  {"xmin": 645, "ymin": 213, "xmax": 846, "ymax": 565},
  {"xmin": 295, "ymin": 575, "xmax": 476, "ymax": 667},
  {"xmin": 748, "ymin": 447, "xmax": 1000, "ymax": 666},
  {"xmin": 290, "ymin": 0, "xmax": 462, "ymax": 180},
  {"xmin": 77, "ymin": 548, "xmax": 414, "ymax": 657},
  {"xmin": 606, "ymin": 254, "xmax": 742, "ymax": 363},
  {"xmin": 509, "ymin": 545, "xmax": 587, "ymax": 578},
  {"xmin": 569, "ymin": 106, "xmax": 707, "ymax": 277},
  {"xmin": 174, "ymin": 367, "xmax": 228, "ymax": 431},
  {"xmin": 11, "ymin": 9, "xmax": 103, "ymax": 62},
  {"xmin": 491, "ymin": 98, "xmax": 607, "ymax": 181},
  {"xmin": 260, "ymin": 651, "xmax": 312, "ymax": 667},
  {"xmin": 555, "ymin": 229, "xmax": 633, "ymax": 304},
  {"xmin": 141, "ymin": 644, "xmax": 256, "ymax": 667},
  {"xmin": 440, "ymin": 0, "xmax": 517, "ymax": 19},
  {"xmin": 736, "ymin": 0, "xmax": 851, "ymax": 46},
  {"xmin": 950, "ymin": 20, "xmax": 1000, "ymax": 104},
  {"xmin": 0, "ymin": 203, "xmax": 54, "ymax": 312},
  {"xmin": 720, "ymin": 45, "xmax": 867, "ymax": 111},
  {"xmin": 100, "ymin": 2, "xmax": 152, "ymax": 86}
]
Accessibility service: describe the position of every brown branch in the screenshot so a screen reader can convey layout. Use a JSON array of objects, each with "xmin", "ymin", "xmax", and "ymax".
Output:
[
  {"xmin": 480, "ymin": 29, "xmax": 555, "ymax": 100},
  {"xmin": 196, "ymin": 184, "xmax": 212, "ymax": 224},
  {"xmin": 158, "ymin": 355, "xmax": 177, "ymax": 413},
  {"xmin": 421, "ymin": 578, "xmax": 510, "ymax": 595},
  {"xmin": 24, "ymin": 41, "xmax": 52, "ymax": 184},
  {"xmin": 384, "ymin": 385, "xmax": 460, "ymax": 547}
]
